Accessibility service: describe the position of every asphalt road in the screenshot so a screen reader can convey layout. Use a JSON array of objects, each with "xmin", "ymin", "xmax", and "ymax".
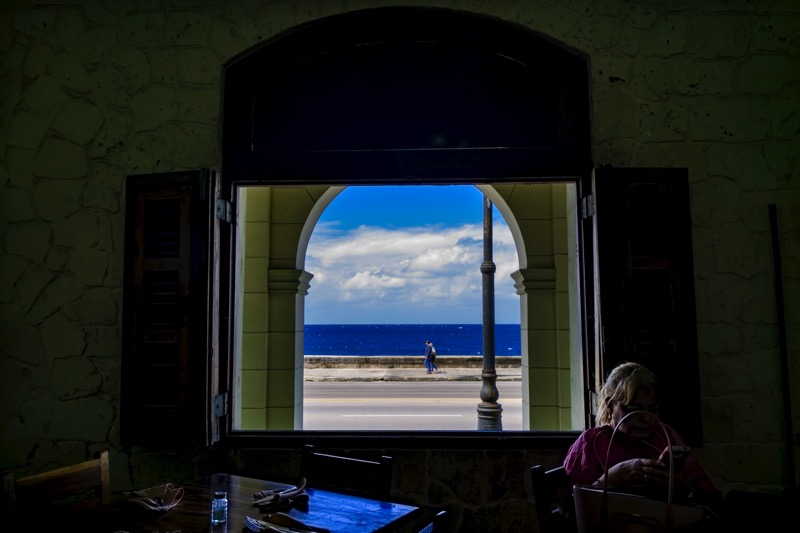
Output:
[{"xmin": 302, "ymin": 380, "xmax": 522, "ymax": 431}]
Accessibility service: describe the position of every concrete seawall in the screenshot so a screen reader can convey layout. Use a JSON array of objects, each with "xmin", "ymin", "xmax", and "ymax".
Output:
[{"xmin": 304, "ymin": 355, "xmax": 521, "ymax": 369}]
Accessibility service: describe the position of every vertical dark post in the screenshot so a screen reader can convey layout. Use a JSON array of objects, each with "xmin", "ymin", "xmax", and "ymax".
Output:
[
  {"xmin": 769, "ymin": 204, "xmax": 796, "ymax": 491},
  {"xmin": 477, "ymin": 195, "xmax": 502, "ymax": 430}
]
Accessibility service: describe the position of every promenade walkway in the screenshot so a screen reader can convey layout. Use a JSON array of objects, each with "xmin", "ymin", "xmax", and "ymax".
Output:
[{"xmin": 303, "ymin": 363, "xmax": 521, "ymax": 382}]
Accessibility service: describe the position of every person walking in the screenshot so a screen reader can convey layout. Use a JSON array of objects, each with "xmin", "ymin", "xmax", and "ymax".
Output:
[{"xmin": 424, "ymin": 340, "xmax": 439, "ymax": 374}]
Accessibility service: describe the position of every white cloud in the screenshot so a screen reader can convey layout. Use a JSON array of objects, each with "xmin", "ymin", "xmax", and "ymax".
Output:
[{"xmin": 305, "ymin": 222, "xmax": 520, "ymax": 324}]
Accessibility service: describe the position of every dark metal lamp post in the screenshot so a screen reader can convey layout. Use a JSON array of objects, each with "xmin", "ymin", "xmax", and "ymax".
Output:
[{"xmin": 477, "ymin": 194, "xmax": 503, "ymax": 430}]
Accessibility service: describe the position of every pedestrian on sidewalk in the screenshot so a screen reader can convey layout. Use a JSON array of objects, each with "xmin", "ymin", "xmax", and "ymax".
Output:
[{"xmin": 424, "ymin": 340, "xmax": 439, "ymax": 374}]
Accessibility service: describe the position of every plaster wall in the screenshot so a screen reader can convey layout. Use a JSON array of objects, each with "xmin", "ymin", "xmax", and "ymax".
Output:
[{"xmin": 1, "ymin": 1, "xmax": 798, "ymax": 531}]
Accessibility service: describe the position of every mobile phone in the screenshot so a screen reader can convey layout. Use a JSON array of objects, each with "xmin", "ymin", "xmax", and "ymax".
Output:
[{"xmin": 658, "ymin": 445, "xmax": 691, "ymax": 471}]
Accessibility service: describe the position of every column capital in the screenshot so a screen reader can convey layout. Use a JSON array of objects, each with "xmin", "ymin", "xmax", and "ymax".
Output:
[
  {"xmin": 511, "ymin": 268, "xmax": 557, "ymax": 294},
  {"xmin": 267, "ymin": 269, "xmax": 314, "ymax": 295}
]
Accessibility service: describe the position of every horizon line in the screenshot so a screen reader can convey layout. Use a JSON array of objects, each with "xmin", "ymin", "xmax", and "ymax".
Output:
[{"xmin": 305, "ymin": 323, "xmax": 521, "ymax": 326}]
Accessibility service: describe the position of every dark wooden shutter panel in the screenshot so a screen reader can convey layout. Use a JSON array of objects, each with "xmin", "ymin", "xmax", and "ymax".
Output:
[
  {"xmin": 121, "ymin": 170, "xmax": 218, "ymax": 446},
  {"xmin": 594, "ymin": 167, "xmax": 703, "ymax": 446}
]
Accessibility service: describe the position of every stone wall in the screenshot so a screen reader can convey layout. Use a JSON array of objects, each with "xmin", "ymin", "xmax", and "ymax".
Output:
[
  {"xmin": 0, "ymin": 1, "xmax": 798, "ymax": 531},
  {"xmin": 304, "ymin": 356, "xmax": 521, "ymax": 369}
]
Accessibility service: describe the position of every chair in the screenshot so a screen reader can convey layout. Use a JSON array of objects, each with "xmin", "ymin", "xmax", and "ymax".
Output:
[
  {"xmin": 530, "ymin": 464, "xmax": 575, "ymax": 533},
  {"xmin": 417, "ymin": 509, "xmax": 450, "ymax": 532},
  {"xmin": 303, "ymin": 445, "xmax": 393, "ymax": 500},
  {"xmin": 3, "ymin": 450, "xmax": 110, "ymax": 520}
]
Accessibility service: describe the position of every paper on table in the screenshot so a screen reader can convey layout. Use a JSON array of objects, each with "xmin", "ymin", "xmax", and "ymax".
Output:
[
  {"xmin": 123, "ymin": 482, "xmax": 184, "ymax": 512},
  {"xmin": 253, "ymin": 477, "xmax": 309, "ymax": 511}
]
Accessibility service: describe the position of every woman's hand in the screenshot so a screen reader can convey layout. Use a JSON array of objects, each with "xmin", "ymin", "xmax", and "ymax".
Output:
[{"xmin": 602, "ymin": 458, "xmax": 670, "ymax": 487}]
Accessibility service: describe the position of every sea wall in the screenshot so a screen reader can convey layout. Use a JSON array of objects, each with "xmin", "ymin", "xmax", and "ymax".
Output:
[{"xmin": 304, "ymin": 355, "xmax": 521, "ymax": 369}]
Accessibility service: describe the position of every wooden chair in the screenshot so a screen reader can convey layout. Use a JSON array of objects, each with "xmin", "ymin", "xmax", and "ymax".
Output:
[
  {"xmin": 530, "ymin": 464, "xmax": 575, "ymax": 533},
  {"xmin": 3, "ymin": 450, "xmax": 110, "ymax": 520},
  {"xmin": 303, "ymin": 445, "xmax": 393, "ymax": 500}
]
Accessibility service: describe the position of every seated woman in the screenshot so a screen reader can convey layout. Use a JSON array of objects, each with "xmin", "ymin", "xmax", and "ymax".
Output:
[{"xmin": 558, "ymin": 362, "xmax": 720, "ymax": 516}]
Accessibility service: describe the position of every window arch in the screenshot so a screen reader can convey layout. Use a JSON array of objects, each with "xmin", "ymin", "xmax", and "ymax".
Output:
[
  {"xmin": 216, "ymin": 6, "xmax": 595, "ymax": 438},
  {"xmin": 220, "ymin": 6, "xmax": 592, "ymax": 184}
]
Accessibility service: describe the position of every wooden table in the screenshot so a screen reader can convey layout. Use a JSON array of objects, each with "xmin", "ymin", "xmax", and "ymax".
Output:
[{"xmin": 79, "ymin": 473, "xmax": 426, "ymax": 533}]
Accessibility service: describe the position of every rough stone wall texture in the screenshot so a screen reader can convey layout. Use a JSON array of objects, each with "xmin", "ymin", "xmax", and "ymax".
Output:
[{"xmin": 0, "ymin": 1, "xmax": 798, "ymax": 531}]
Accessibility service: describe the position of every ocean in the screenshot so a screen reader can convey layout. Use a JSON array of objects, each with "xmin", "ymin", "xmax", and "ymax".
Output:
[{"xmin": 304, "ymin": 324, "xmax": 521, "ymax": 356}]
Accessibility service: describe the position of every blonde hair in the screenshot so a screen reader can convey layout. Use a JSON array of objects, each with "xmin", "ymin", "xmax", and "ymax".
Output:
[{"xmin": 595, "ymin": 362, "xmax": 658, "ymax": 426}]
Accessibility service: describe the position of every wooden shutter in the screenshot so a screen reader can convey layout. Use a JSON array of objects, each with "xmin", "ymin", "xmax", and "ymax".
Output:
[
  {"xmin": 121, "ymin": 170, "xmax": 220, "ymax": 446},
  {"xmin": 594, "ymin": 166, "xmax": 703, "ymax": 446}
]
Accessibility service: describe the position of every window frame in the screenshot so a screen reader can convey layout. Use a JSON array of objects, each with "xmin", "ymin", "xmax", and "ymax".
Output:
[
  {"xmin": 214, "ymin": 6, "xmax": 597, "ymax": 446},
  {"xmin": 212, "ymin": 176, "xmax": 593, "ymax": 448}
]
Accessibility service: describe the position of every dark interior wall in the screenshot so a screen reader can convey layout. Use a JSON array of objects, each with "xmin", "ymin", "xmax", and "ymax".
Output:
[{"xmin": 0, "ymin": 2, "xmax": 798, "ymax": 532}]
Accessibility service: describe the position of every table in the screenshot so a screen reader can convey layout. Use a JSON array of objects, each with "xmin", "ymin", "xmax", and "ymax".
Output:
[{"xmin": 82, "ymin": 473, "xmax": 425, "ymax": 533}]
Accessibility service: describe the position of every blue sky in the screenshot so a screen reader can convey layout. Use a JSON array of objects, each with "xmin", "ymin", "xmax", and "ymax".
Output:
[{"xmin": 304, "ymin": 185, "xmax": 521, "ymax": 325}]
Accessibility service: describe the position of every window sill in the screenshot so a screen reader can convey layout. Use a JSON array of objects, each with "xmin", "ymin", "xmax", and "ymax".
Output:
[{"xmin": 215, "ymin": 430, "xmax": 581, "ymax": 450}]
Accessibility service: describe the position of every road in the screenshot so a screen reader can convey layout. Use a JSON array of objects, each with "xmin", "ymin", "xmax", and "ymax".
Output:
[{"xmin": 302, "ymin": 381, "xmax": 522, "ymax": 430}]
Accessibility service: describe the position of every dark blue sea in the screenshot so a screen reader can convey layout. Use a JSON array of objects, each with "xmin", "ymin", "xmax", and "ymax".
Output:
[{"xmin": 304, "ymin": 324, "xmax": 520, "ymax": 356}]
